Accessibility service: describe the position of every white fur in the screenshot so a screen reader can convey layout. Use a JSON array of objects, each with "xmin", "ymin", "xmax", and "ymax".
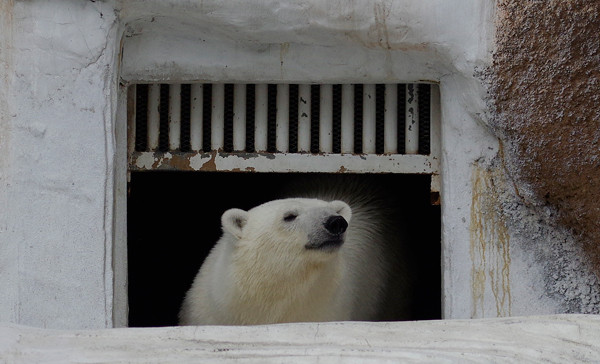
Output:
[{"xmin": 179, "ymin": 193, "xmax": 403, "ymax": 326}]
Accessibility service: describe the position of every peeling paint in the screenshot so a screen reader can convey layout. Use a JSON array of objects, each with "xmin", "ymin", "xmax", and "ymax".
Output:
[
  {"xmin": 129, "ymin": 151, "xmax": 438, "ymax": 175},
  {"xmin": 470, "ymin": 163, "xmax": 512, "ymax": 318},
  {"xmin": 134, "ymin": 152, "xmax": 157, "ymax": 170},
  {"xmin": 200, "ymin": 150, "xmax": 218, "ymax": 171},
  {"xmin": 166, "ymin": 153, "xmax": 191, "ymax": 170},
  {"xmin": 188, "ymin": 153, "xmax": 205, "ymax": 171}
]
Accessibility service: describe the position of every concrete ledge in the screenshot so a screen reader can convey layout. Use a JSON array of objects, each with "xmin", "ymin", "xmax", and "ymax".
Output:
[{"xmin": 2, "ymin": 315, "xmax": 599, "ymax": 363}]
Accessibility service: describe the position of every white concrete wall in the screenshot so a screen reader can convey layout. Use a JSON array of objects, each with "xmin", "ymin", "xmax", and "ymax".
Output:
[
  {"xmin": 0, "ymin": 0, "xmax": 120, "ymax": 329},
  {"xmin": 0, "ymin": 0, "xmax": 595, "ymax": 330}
]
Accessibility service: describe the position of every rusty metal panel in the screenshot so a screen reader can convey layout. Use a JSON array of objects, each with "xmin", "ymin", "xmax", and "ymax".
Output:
[
  {"xmin": 129, "ymin": 151, "xmax": 439, "ymax": 174},
  {"xmin": 127, "ymin": 83, "xmax": 441, "ymax": 194}
]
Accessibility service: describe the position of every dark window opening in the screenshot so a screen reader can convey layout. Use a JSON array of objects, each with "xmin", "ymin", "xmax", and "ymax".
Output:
[{"xmin": 127, "ymin": 172, "xmax": 441, "ymax": 327}]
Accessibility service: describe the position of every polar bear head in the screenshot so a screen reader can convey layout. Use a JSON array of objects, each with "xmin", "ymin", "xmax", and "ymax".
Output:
[{"xmin": 221, "ymin": 198, "xmax": 352, "ymax": 259}]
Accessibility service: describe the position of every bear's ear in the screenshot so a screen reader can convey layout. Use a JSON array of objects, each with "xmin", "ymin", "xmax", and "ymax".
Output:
[
  {"xmin": 330, "ymin": 200, "xmax": 352, "ymax": 223},
  {"xmin": 221, "ymin": 208, "xmax": 248, "ymax": 240}
]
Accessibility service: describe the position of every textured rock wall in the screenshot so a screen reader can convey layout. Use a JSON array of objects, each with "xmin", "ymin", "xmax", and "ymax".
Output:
[{"xmin": 488, "ymin": 1, "xmax": 600, "ymax": 275}]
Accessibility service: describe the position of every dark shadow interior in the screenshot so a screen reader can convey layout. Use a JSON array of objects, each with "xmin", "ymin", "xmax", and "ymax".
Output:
[{"xmin": 127, "ymin": 171, "xmax": 441, "ymax": 327}]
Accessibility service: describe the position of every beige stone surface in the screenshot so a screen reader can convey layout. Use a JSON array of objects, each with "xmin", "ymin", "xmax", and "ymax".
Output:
[
  {"xmin": 2, "ymin": 315, "xmax": 600, "ymax": 363},
  {"xmin": 488, "ymin": 1, "xmax": 600, "ymax": 274}
]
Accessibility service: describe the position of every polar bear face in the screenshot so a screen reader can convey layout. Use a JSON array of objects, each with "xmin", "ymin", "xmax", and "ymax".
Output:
[{"xmin": 221, "ymin": 198, "xmax": 352, "ymax": 258}]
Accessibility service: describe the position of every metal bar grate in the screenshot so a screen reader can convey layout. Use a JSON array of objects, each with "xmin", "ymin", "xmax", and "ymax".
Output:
[
  {"xmin": 131, "ymin": 83, "xmax": 432, "ymax": 155},
  {"xmin": 128, "ymin": 82, "xmax": 440, "ymax": 197}
]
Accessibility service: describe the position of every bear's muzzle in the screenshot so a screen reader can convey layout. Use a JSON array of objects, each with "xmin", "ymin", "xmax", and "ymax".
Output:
[{"xmin": 305, "ymin": 215, "xmax": 348, "ymax": 252}]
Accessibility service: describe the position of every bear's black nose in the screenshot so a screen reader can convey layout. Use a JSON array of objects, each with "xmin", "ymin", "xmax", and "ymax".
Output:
[{"xmin": 324, "ymin": 215, "xmax": 348, "ymax": 235}]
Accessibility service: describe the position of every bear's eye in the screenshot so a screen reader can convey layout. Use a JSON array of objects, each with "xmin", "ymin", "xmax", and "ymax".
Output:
[{"xmin": 283, "ymin": 212, "xmax": 298, "ymax": 222}]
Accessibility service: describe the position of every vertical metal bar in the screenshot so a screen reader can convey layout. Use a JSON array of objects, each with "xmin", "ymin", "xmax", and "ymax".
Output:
[
  {"xmin": 134, "ymin": 85, "xmax": 148, "ymax": 152},
  {"xmin": 147, "ymin": 83, "xmax": 161, "ymax": 151},
  {"xmin": 362, "ymin": 84, "xmax": 376, "ymax": 154},
  {"xmin": 202, "ymin": 85, "xmax": 212, "ymax": 152},
  {"xmin": 418, "ymin": 84, "xmax": 431, "ymax": 155},
  {"xmin": 190, "ymin": 84, "xmax": 203, "ymax": 151},
  {"xmin": 384, "ymin": 84, "xmax": 398, "ymax": 154},
  {"xmin": 158, "ymin": 85, "xmax": 169, "ymax": 151},
  {"xmin": 288, "ymin": 84, "xmax": 299, "ymax": 153},
  {"xmin": 211, "ymin": 83, "xmax": 225, "ymax": 150},
  {"xmin": 375, "ymin": 84, "xmax": 385, "ymax": 154},
  {"xmin": 276, "ymin": 84, "xmax": 289, "ymax": 152},
  {"xmin": 223, "ymin": 84, "xmax": 234, "ymax": 152},
  {"xmin": 319, "ymin": 84, "xmax": 333, "ymax": 153},
  {"xmin": 233, "ymin": 84, "xmax": 246, "ymax": 152},
  {"xmin": 267, "ymin": 84, "xmax": 277, "ymax": 152},
  {"xmin": 397, "ymin": 84, "xmax": 406, "ymax": 154},
  {"xmin": 179, "ymin": 84, "xmax": 192, "ymax": 152},
  {"xmin": 168, "ymin": 84, "xmax": 181, "ymax": 150},
  {"xmin": 297, "ymin": 84, "xmax": 311, "ymax": 152},
  {"xmin": 310, "ymin": 85, "xmax": 320, "ymax": 153},
  {"xmin": 430, "ymin": 84, "xmax": 442, "ymax": 194},
  {"xmin": 127, "ymin": 85, "xmax": 136, "ymax": 156},
  {"xmin": 254, "ymin": 84, "xmax": 268, "ymax": 152},
  {"xmin": 353, "ymin": 84, "xmax": 363, "ymax": 154},
  {"xmin": 332, "ymin": 84, "xmax": 342, "ymax": 154},
  {"xmin": 341, "ymin": 84, "xmax": 354, "ymax": 154},
  {"xmin": 405, "ymin": 83, "xmax": 419, "ymax": 154},
  {"xmin": 245, "ymin": 84, "xmax": 255, "ymax": 152}
]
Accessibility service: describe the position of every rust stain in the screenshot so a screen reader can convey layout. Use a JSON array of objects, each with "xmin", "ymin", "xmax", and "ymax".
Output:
[
  {"xmin": 280, "ymin": 42, "xmax": 290, "ymax": 77},
  {"xmin": 126, "ymin": 86, "xmax": 136, "ymax": 155},
  {"xmin": 151, "ymin": 155, "xmax": 162, "ymax": 169},
  {"xmin": 470, "ymin": 164, "xmax": 512, "ymax": 318},
  {"xmin": 430, "ymin": 191, "xmax": 440, "ymax": 206},
  {"xmin": 143, "ymin": 153, "xmax": 190, "ymax": 170},
  {"xmin": 200, "ymin": 150, "xmax": 218, "ymax": 171},
  {"xmin": 373, "ymin": 2, "xmax": 392, "ymax": 50},
  {"xmin": 343, "ymin": 0, "xmax": 427, "ymax": 52},
  {"xmin": 168, "ymin": 153, "xmax": 192, "ymax": 170}
]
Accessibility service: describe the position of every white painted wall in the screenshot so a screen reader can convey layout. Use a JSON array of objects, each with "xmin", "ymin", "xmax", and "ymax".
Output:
[
  {"xmin": 0, "ymin": 0, "xmax": 120, "ymax": 329},
  {"xmin": 0, "ymin": 0, "xmax": 595, "ymax": 330}
]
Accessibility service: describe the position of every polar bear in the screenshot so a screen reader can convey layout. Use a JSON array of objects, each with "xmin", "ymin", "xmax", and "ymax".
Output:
[{"xmin": 179, "ymin": 176, "xmax": 413, "ymax": 325}]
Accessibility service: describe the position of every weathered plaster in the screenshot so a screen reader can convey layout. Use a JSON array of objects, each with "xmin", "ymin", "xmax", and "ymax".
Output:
[
  {"xmin": 0, "ymin": 0, "xmax": 120, "ymax": 328},
  {"xmin": 0, "ymin": 0, "xmax": 15, "ymax": 324},
  {"xmin": 118, "ymin": 1, "xmax": 485, "ymax": 83}
]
